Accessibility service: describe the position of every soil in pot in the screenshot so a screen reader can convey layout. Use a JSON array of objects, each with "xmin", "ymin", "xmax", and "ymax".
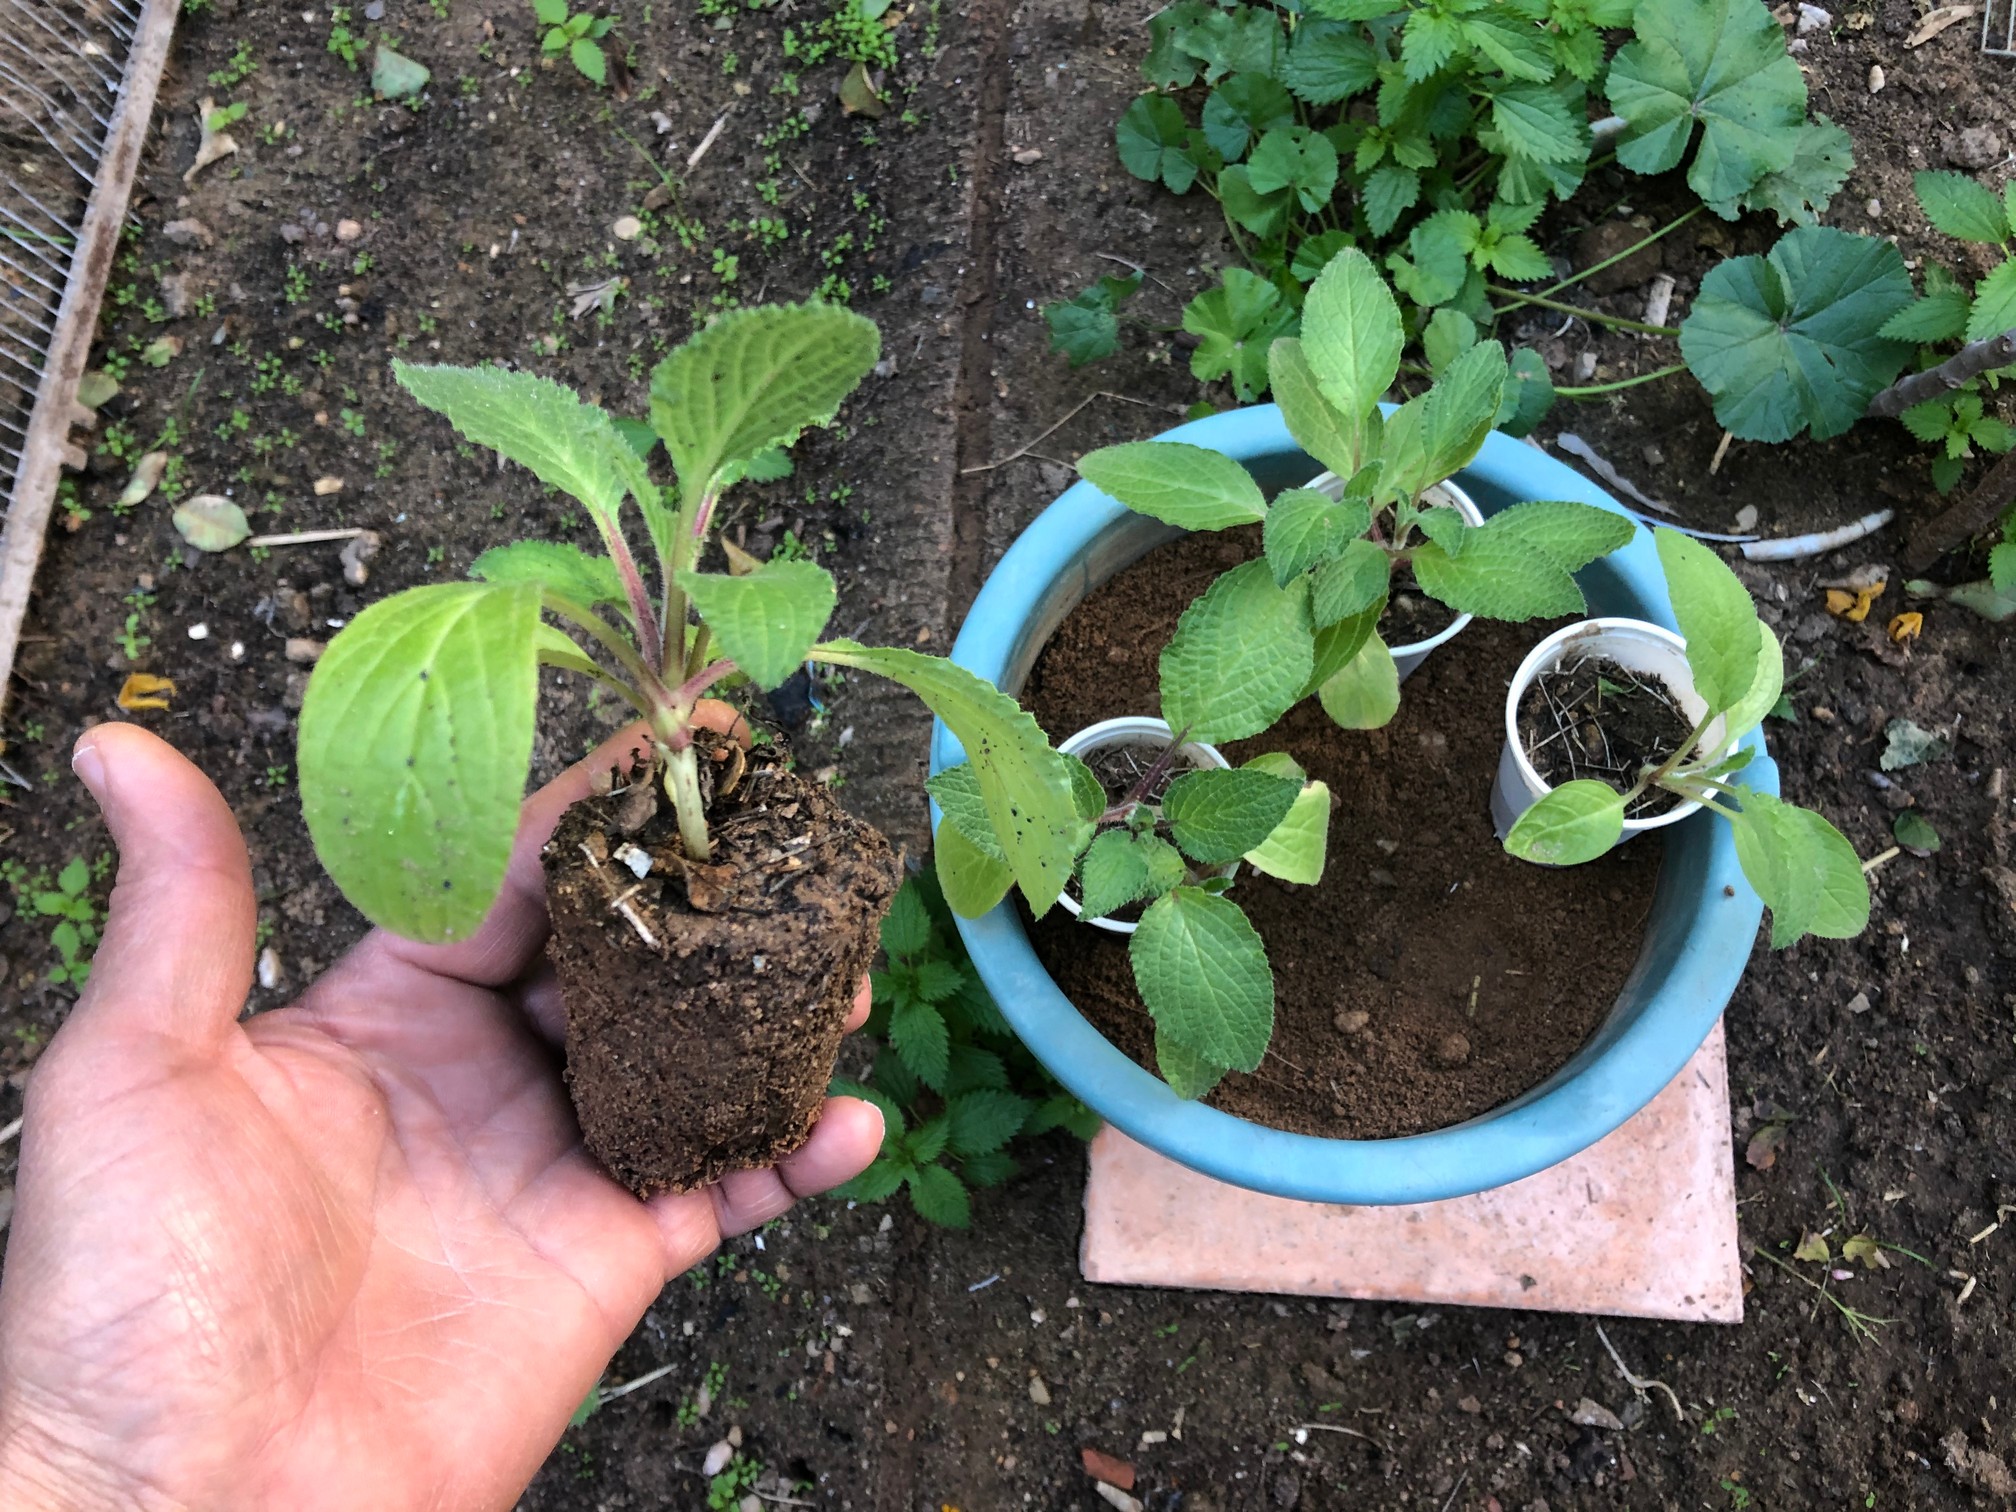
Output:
[
  {"xmin": 1517, "ymin": 655, "xmax": 1695, "ymax": 820},
  {"xmin": 544, "ymin": 734, "xmax": 902, "ymax": 1196},
  {"xmin": 1021, "ymin": 530, "xmax": 1664, "ymax": 1140},
  {"xmin": 1069, "ymin": 734, "xmax": 1217, "ymax": 926},
  {"xmin": 1384, "ymin": 560, "xmax": 1460, "ymax": 648}
]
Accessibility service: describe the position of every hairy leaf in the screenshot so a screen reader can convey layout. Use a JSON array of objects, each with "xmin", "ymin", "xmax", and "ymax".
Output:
[
  {"xmin": 1160, "ymin": 561, "xmax": 1316, "ymax": 742},
  {"xmin": 1130, "ymin": 888, "xmax": 1274, "ymax": 1071},
  {"xmin": 676, "ymin": 559, "xmax": 837, "ymax": 691},
  {"xmin": 1722, "ymin": 623, "xmax": 1785, "ymax": 742},
  {"xmin": 1317, "ymin": 631, "xmax": 1400, "ymax": 728},
  {"xmin": 1504, "ymin": 779, "xmax": 1627, "ymax": 866},
  {"xmin": 935, "ymin": 817, "xmax": 1013, "ymax": 919},
  {"xmin": 1729, "ymin": 788, "xmax": 1871, "ymax": 947},
  {"xmin": 1077, "ymin": 440, "xmax": 1269, "ymax": 530},
  {"xmin": 927, "ymin": 761, "xmax": 1006, "ymax": 861},
  {"xmin": 1487, "ymin": 499, "xmax": 1636, "ymax": 572},
  {"xmin": 1310, "ymin": 537, "xmax": 1391, "ymax": 625},
  {"xmin": 1163, "ymin": 767, "xmax": 1304, "ymax": 864},
  {"xmin": 1079, "ymin": 830, "xmax": 1154, "ymax": 922},
  {"xmin": 1656, "ymin": 529, "xmax": 1761, "ymax": 714},
  {"xmin": 1269, "ymin": 338, "xmax": 1360, "ymax": 478},
  {"xmin": 1240, "ymin": 774, "xmax": 1331, "ymax": 884},
  {"xmin": 1304, "ymin": 594, "xmax": 1384, "ymax": 693},
  {"xmin": 1301, "ymin": 246, "xmax": 1403, "ymax": 425},
  {"xmin": 471, "ymin": 539, "xmax": 627, "ymax": 609},
  {"xmin": 1263, "ymin": 488, "xmax": 1362, "ymax": 584},
  {"xmin": 1154, "ymin": 1025, "xmax": 1228, "ymax": 1100}
]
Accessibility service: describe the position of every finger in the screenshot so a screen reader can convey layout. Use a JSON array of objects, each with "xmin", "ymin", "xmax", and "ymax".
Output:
[
  {"xmin": 58, "ymin": 725, "xmax": 256, "ymax": 1049},
  {"xmin": 369, "ymin": 721, "xmax": 655, "ymax": 988},
  {"xmin": 777, "ymin": 1096, "xmax": 884, "ymax": 1199},
  {"xmin": 847, "ymin": 976, "xmax": 871, "ymax": 1033},
  {"xmin": 710, "ymin": 1167, "xmax": 798, "ymax": 1237}
]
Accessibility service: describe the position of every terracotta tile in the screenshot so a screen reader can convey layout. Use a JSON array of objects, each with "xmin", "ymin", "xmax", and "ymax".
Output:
[{"xmin": 1081, "ymin": 1023, "xmax": 1740, "ymax": 1323}]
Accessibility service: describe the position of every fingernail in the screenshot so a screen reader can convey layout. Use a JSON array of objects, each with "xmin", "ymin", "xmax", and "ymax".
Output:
[{"xmin": 71, "ymin": 736, "xmax": 108, "ymax": 795}]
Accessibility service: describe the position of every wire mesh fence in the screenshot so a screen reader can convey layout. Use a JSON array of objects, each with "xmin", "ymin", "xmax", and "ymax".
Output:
[{"xmin": 0, "ymin": 0, "xmax": 175, "ymax": 716}]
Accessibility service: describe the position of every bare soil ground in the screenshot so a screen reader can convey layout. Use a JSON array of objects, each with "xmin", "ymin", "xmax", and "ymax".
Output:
[{"xmin": 1, "ymin": 1, "xmax": 2012, "ymax": 1509}]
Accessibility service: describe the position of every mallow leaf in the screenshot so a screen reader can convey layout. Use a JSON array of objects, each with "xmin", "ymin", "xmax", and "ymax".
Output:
[
  {"xmin": 1183, "ymin": 267, "xmax": 1295, "ymax": 399},
  {"xmin": 1117, "ymin": 94, "xmax": 1202, "ymax": 191},
  {"xmin": 1739, "ymin": 116, "xmax": 1854, "ymax": 227},
  {"xmin": 649, "ymin": 302, "xmax": 879, "ymax": 503},
  {"xmin": 1077, "ymin": 441, "xmax": 1268, "ymax": 530},
  {"xmin": 1504, "ymin": 780, "xmax": 1626, "ymax": 866},
  {"xmin": 676, "ymin": 559, "xmax": 837, "ymax": 691},
  {"xmin": 1729, "ymin": 787, "xmax": 1871, "ymax": 948},
  {"xmin": 300, "ymin": 582, "xmax": 541, "ymax": 944},
  {"xmin": 1130, "ymin": 887, "xmax": 1273, "ymax": 1072},
  {"xmin": 1162, "ymin": 767, "xmax": 1304, "ymax": 864},
  {"xmin": 1159, "ymin": 561, "xmax": 1316, "ymax": 743},
  {"xmin": 1679, "ymin": 226, "xmax": 1914, "ymax": 442},
  {"xmin": 814, "ymin": 641, "xmax": 1080, "ymax": 915},
  {"xmin": 1605, "ymin": 0, "xmax": 1806, "ymax": 214},
  {"xmin": 1656, "ymin": 529, "xmax": 1761, "ymax": 714},
  {"xmin": 471, "ymin": 540, "xmax": 627, "ymax": 608}
]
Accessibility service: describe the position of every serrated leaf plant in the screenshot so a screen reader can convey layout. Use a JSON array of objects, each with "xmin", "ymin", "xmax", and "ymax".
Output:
[
  {"xmin": 297, "ymin": 303, "xmax": 1087, "ymax": 944},
  {"xmin": 1077, "ymin": 249, "xmax": 1633, "ymax": 735},
  {"xmin": 531, "ymin": 0, "xmax": 615, "ymax": 85},
  {"xmin": 833, "ymin": 874, "xmax": 1100, "ymax": 1228},
  {"xmin": 1503, "ymin": 531, "xmax": 1871, "ymax": 948}
]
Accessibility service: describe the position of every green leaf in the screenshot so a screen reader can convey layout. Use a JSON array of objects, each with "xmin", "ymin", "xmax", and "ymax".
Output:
[
  {"xmin": 1729, "ymin": 788, "xmax": 1871, "ymax": 947},
  {"xmin": 1497, "ymin": 346, "xmax": 1556, "ymax": 437},
  {"xmin": 1965, "ymin": 260, "xmax": 2016, "ymax": 344},
  {"xmin": 1422, "ymin": 308, "xmax": 1478, "ymax": 375},
  {"xmin": 909, "ymin": 959, "xmax": 966, "ymax": 1005},
  {"xmin": 1722, "ymin": 623, "xmax": 1784, "ymax": 741},
  {"xmin": 299, "ymin": 583, "xmax": 540, "ymax": 943},
  {"xmin": 1488, "ymin": 499, "xmax": 1636, "ymax": 572},
  {"xmin": 1154, "ymin": 1025, "xmax": 1228, "ymax": 1100},
  {"xmin": 1362, "ymin": 163, "xmax": 1421, "ymax": 237},
  {"xmin": 1739, "ymin": 116, "xmax": 1853, "ymax": 227},
  {"xmin": 394, "ymin": 362, "xmax": 648, "ymax": 533},
  {"xmin": 1217, "ymin": 164, "xmax": 1294, "ymax": 240},
  {"xmin": 1305, "ymin": 593, "xmax": 1384, "ymax": 693},
  {"xmin": 1679, "ymin": 226, "xmax": 1915, "ymax": 442},
  {"xmin": 1401, "ymin": 8, "xmax": 1463, "ymax": 79},
  {"xmin": 1282, "ymin": 19, "xmax": 1379, "ymax": 105},
  {"xmin": 172, "ymin": 495, "xmax": 250, "ymax": 553},
  {"xmin": 960, "ymin": 1149, "xmax": 1018, "ymax": 1188},
  {"xmin": 1183, "ymin": 268, "xmax": 1295, "ymax": 399},
  {"xmin": 1078, "ymin": 830, "xmax": 1152, "ymax": 922},
  {"xmin": 1483, "ymin": 231, "xmax": 1552, "ymax": 282},
  {"xmin": 470, "ymin": 540, "xmax": 627, "ymax": 608},
  {"xmin": 1130, "ymin": 888, "xmax": 1273, "ymax": 1072},
  {"xmin": 1263, "ymin": 488, "xmax": 1360, "ymax": 584},
  {"xmin": 1137, "ymin": 833, "xmax": 1190, "ymax": 898},
  {"xmin": 1302, "ymin": 247, "xmax": 1402, "ymax": 426},
  {"xmin": 1411, "ymin": 522, "xmax": 1582, "ymax": 620},
  {"xmin": 814, "ymin": 642, "xmax": 1080, "ymax": 914},
  {"xmin": 1240, "ymin": 776, "xmax": 1331, "ymax": 884},
  {"xmin": 372, "ymin": 44, "xmax": 430, "ymax": 99},
  {"xmin": 836, "ymin": 1158, "xmax": 908, "ymax": 1205},
  {"xmin": 1880, "ymin": 717, "xmax": 1950, "ymax": 771},
  {"xmin": 1143, "ymin": 0, "xmax": 1210, "ymax": 88},
  {"xmin": 1269, "ymin": 338, "xmax": 1360, "ymax": 478},
  {"xmin": 881, "ymin": 885, "xmax": 932, "ymax": 960},
  {"xmin": 1309, "ymin": 536, "xmax": 1390, "ymax": 626},
  {"xmin": 1162, "ymin": 768, "xmax": 1303, "ymax": 864},
  {"xmin": 1159, "ymin": 561, "xmax": 1316, "ymax": 742},
  {"xmin": 946, "ymin": 1089, "xmax": 1032, "ymax": 1157},
  {"xmin": 569, "ymin": 35, "xmax": 605, "ymax": 83},
  {"xmin": 1504, "ymin": 780, "xmax": 1627, "ymax": 866},
  {"xmin": 1893, "ymin": 810, "xmax": 1941, "ymax": 853},
  {"xmin": 890, "ymin": 996, "xmax": 950, "ymax": 1091},
  {"xmin": 1290, "ymin": 229, "xmax": 1356, "ymax": 284},
  {"xmin": 1247, "ymin": 126, "xmax": 1340, "ymax": 213},
  {"xmin": 1464, "ymin": 10, "xmax": 1556, "ymax": 80},
  {"xmin": 1117, "ymin": 94, "xmax": 1200, "ymax": 192},
  {"xmin": 1915, "ymin": 170, "xmax": 2010, "ymax": 245},
  {"xmin": 1077, "ymin": 441, "xmax": 1268, "ymax": 530},
  {"xmin": 1606, "ymin": 0, "xmax": 1805, "ymax": 213},
  {"xmin": 927, "ymin": 762, "xmax": 1006, "ymax": 861},
  {"xmin": 1183, "ymin": 5, "xmax": 1283, "ymax": 78},
  {"xmin": 1202, "ymin": 73, "xmax": 1295, "ymax": 159},
  {"xmin": 1992, "ymin": 540, "xmax": 2016, "ymax": 590},
  {"xmin": 1490, "ymin": 80, "xmax": 1585, "ymax": 165},
  {"xmin": 1044, "ymin": 272, "xmax": 1142, "ymax": 367},
  {"xmin": 1879, "ymin": 290, "xmax": 1971, "ymax": 344},
  {"xmin": 1656, "ymin": 529, "xmax": 1761, "ymax": 713},
  {"xmin": 936, "ymin": 817, "xmax": 1013, "ymax": 919},
  {"xmin": 1395, "ymin": 210, "xmax": 1475, "ymax": 307},
  {"xmin": 1317, "ymin": 631, "xmax": 1400, "ymax": 729},
  {"xmin": 906, "ymin": 1163, "xmax": 971, "ymax": 1228},
  {"xmin": 532, "ymin": 0, "xmax": 568, "ymax": 23},
  {"xmin": 1409, "ymin": 339, "xmax": 1508, "ymax": 491},
  {"xmin": 1064, "ymin": 750, "xmax": 1106, "ymax": 825},
  {"xmin": 649, "ymin": 302, "xmax": 879, "ymax": 504},
  {"xmin": 907, "ymin": 1115, "xmax": 951, "ymax": 1164},
  {"xmin": 676, "ymin": 560, "xmax": 836, "ymax": 691}
]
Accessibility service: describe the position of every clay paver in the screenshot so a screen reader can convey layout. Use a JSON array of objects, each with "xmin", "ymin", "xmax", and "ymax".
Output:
[{"xmin": 1081, "ymin": 1024, "xmax": 1741, "ymax": 1324}]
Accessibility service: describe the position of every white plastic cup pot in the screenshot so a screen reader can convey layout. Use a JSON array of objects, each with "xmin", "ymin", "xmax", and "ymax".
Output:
[
  {"xmin": 1491, "ymin": 617, "xmax": 1728, "ymax": 848},
  {"xmin": 1055, "ymin": 716, "xmax": 1230, "ymax": 934},
  {"xmin": 1305, "ymin": 472, "xmax": 1483, "ymax": 682}
]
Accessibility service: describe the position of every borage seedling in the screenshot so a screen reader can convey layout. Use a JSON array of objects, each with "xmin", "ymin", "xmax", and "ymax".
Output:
[
  {"xmin": 1075, "ymin": 249, "xmax": 1634, "ymax": 735},
  {"xmin": 1503, "ymin": 530, "xmax": 1871, "ymax": 948},
  {"xmin": 298, "ymin": 301, "xmax": 1085, "ymax": 950}
]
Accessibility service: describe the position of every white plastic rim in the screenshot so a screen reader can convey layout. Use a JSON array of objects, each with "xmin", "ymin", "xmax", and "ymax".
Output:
[
  {"xmin": 1305, "ymin": 472, "xmax": 1483, "ymax": 682},
  {"xmin": 1055, "ymin": 716, "xmax": 1230, "ymax": 934},
  {"xmin": 1491, "ymin": 617, "xmax": 1728, "ymax": 845}
]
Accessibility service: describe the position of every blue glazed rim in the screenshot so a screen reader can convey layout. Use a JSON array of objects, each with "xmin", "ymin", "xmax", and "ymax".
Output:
[{"xmin": 929, "ymin": 406, "xmax": 1771, "ymax": 1205}]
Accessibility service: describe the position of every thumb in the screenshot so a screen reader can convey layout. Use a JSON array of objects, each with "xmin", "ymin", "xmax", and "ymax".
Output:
[{"xmin": 62, "ymin": 723, "xmax": 255, "ymax": 1049}]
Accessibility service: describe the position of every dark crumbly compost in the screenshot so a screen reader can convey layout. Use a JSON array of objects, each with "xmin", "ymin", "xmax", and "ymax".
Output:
[
  {"xmin": 1518, "ymin": 653, "xmax": 1696, "ymax": 820},
  {"xmin": 1022, "ymin": 529, "xmax": 1663, "ymax": 1139},
  {"xmin": 544, "ymin": 738, "xmax": 901, "ymax": 1196}
]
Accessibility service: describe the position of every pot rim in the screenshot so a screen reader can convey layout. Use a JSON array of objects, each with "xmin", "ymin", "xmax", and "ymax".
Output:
[
  {"xmin": 1055, "ymin": 717, "xmax": 1231, "ymax": 934},
  {"xmin": 1306, "ymin": 472, "xmax": 1480, "ymax": 660},
  {"xmin": 1502, "ymin": 617, "xmax": 1725, "ymax": 836},
  {"xmin": 930, "ymin": 406, "xmax": 1774, "ymax": 1206}
]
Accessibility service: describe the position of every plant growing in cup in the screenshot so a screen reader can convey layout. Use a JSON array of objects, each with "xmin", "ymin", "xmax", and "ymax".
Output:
[
  {"xmin": 1499, "ymin": 530, "xmax": 1871, "ymax": 947},
  {"xmin": 1071, "ymin": 249, "xmax": 1636, "ymax": 734},
  {"xmin": 296, "ymin": 302, "xmax": 1091, "ymax": 1195}
]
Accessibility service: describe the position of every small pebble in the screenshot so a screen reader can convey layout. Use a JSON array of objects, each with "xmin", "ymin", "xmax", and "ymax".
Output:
[
  {"xmin": 1845, "ymin": 991, "xmax": 1871, "ymax": 1015},
  {"xmin": 187, "ymin": 623, "xmax": 210, "ymax": 640},
  {"xmin": 1435, "ymin": 1032, "xmax": 1471, "ymax": 1068},
  {"xmin": 285, "ymin": 637, "xmax": 327, "ymax": 665},
  {"xmin": 313, "ymin": 475, "xmax": 344, "ymax": 495},
  {"xmin": 1334, "ymin": 1009, "xmax": 1370, "ymax": 1034},
  {"xmin": 702, "ymin": 1442, "xmax": 734, "ymax": 1477},
  {"xmin": 1868, "ymin": 63, "xmax": 1885, "ymax": 92},
  {"xmin": 335, "ymin": 218, "xmax": 363, "ymax": 242},
  {"xmin": 1866, "ymin": 197, "xmax": 1882, "ymax": 219},
  {"xmin": 256, "ymin": 946, "xmax": 282, "ymax": 990},
  {"xmin": 228, "ymin": 640, "xmax": 246, "ymax": 661},
  {"xmin": 1028, "ymin": 1375, "xmax": 1051, "ymax": 1406},
  {"xmin": 363, "ymin": 0, "xmax": 384, "ymax": 17},
  {"xmin": 613, "ymin": 214, "xmax": 643, "ymax": 241}
]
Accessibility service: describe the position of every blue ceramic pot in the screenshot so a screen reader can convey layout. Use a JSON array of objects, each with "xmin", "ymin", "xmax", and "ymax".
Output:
[{"xmin": 928, "ymin": 406, "xmax": 1769, "ymax": 1204}]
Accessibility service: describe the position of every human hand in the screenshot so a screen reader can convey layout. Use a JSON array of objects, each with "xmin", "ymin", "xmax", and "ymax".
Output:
[{"xmin": 0, "ymin": 711, "xmax": 881, "ymax": 1512}]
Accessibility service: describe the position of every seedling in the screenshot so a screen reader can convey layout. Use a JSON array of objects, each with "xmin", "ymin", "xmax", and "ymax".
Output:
[
  {"xmin": 1503, "ymin": 531, "xmax": 1871, "ymax": 948},
  {"xmin": 1074, "ymin": 250, "xmax": 1633, "ymax": 735},
  {"xmin": 532, "ymin": 0, "xmax": 615, "ymax": 85},
  {"xmin": 4, "ymin": 857, "xmax": 103, "ymax": 987},
  {"xmin": 297, "ymin": 301, "xmax": 1087, "ymax": 949}
]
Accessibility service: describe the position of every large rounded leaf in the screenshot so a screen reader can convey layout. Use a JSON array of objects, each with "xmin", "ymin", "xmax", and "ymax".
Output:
[{"xmin": 299, "ymin": 581, "xmax": 542, "ymax": 943}]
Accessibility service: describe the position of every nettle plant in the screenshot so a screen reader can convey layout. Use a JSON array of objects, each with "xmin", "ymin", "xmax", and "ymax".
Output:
[
  {"xmin": 297, "ymin": 303, "xmax": 1087, "ymax": 944},
  {"xmin": 1080, "ymin": 249, "xmax": 1634, "ymax": 732},
  {"xmin": 532, "ymin": 0, "xmax": 615, "ymax": 85},
  {"xmin": 1504, "ymin": 531, "xmax": 1871, "ymax": 948}
]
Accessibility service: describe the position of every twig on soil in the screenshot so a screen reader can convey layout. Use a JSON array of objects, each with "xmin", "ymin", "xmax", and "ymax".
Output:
[
  {"xmin": 1709, "ymin": 430, "xmax": 1734, "ymax": 475},
  {"xmin": 1865, "ymin": 329, "xmax": 2016, "ymax": 419},
  {"xmin": 1861, "ymin": 845, "xmax": 1902, "ymax": 874},
  {"xmin": 686, "ymin": 111, "xmax": 729, "ymax": 170},
  {"xmin": 1095, "ymin": 250, "xmax": 1176, "ymax": 295},
  {"xmin": 1592, "ymin": 1322, "xmax": 1684, "ymax": 1424},
  {"xmin": 598, "ymin": 1361, "xmax": 678, "ymax": 1402},
  {"xmin": 0, "ymin": 1116, "xmax": 21, "ymax": 1147},
  {"xmin": 1437, "ymin": 1471, "xmax": 1470, "ymax": 1512},
  {"xmin": 960, "ymin": 391, "xmax": 1159, "ymax": 475},
  {"xmin": 1294, "ymin": 1422, "xmax": 1388, "ymax": 1454},
  {"xmin": 244, "ymin": 528, "xmax": 368, "ymax": 548},
  {"xmin": 753, "ymin": 1494, "xmax": 816, "ymax": 1509},
  {"xmin": 1904, "ymin": 444, "xmax": 2016, "ymax": 571},
  {"xmin": 1740, "ymin": 510, "xmax": 1894, "ymax": 562}
]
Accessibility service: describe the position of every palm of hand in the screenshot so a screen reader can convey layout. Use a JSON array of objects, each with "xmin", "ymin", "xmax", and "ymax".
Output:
[{"xmin": 0, "ymin": 720, "xmax": 877, "ymax": 1512}]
